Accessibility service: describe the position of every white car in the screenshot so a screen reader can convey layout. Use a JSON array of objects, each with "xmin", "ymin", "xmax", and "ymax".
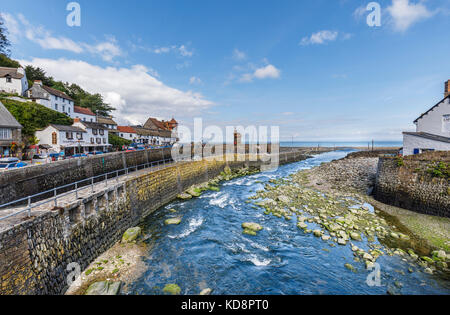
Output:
[{"xmin": 31, "ymin": 154, "xmax": 48, "ymax": 165}]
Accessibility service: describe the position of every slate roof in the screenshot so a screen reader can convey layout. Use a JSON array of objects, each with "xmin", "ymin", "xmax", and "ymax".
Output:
[
  {"xmin": 403, "ymin": 132, "xmax": 450, "ymax": 144},
  {"xmin": 50, "ymin": 124, "xmax": 86, "ymax": 133},
  {"xmin": 41, "ymin": 85, "xmax": 74, "ymax": 101},
  {"xmin": 0, "ymin": 67, "xmax": 24, "ymax": 79},
  {"xmin": 80, "ymin": 121, "xmax": 107, "ymax": 130},
  {"xmin": 0, "ymin": 100, "xmax": 22, "ymax": 128}
]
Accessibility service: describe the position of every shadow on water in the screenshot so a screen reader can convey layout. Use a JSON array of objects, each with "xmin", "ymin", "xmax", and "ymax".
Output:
[{"xmin": 127, "ymin": 150, "xmax": 450, "ymax": 295}]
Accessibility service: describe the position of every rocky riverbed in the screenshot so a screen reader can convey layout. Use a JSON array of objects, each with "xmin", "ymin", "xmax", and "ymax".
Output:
[{"xmin": 247, "ymin": 154, "xmax": 450, "ymax": 284}]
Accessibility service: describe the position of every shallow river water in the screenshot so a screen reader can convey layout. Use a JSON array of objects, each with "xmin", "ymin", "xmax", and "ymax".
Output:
[{"xmin": 127, "ymin": 150, "xmax": 450, "ymax": 295}]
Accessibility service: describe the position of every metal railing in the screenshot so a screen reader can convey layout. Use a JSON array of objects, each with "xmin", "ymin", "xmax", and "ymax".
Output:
[{"xmin": 0, "ymin": 158, "xmax": 174, "ymax": 222}]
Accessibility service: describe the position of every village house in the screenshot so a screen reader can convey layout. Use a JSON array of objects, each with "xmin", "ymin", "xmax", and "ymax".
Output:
[
  {"xmin": 0, "ymin": 67, "xmax": 29, "ymax": 96},
  {"xmin": 144, "ymin": 117, "xmax": 178, "ymax": 145},
  {"xmin": 0, "ymin": 100, "xmax": 23, "ymax": 157},
  {"xmin": 403, "ymin": 80, "xmax": 450, "ymax": 155},
  {"xmin": 97, "ymin": 116, "xmax": 118, "ymax": 134},
  {"xmin": 132, "ymin": 126, "xmax": 161, "ymax": 145},
  {"xmin": 74, "ymin": 106, "xmax": 96, "ymax": 122},
  {"xmin": 35, "ymin": 124, "xmax": 87, "ymax": 156},
  {"xmin": 26, "ymin": 81, "xmax": 74, "ymax": 117},
  {"xmin": 72, "ymin": 119, "xmax": 110, "ymax": 153},
  {"xmin": 117, "ymin": 126, "xmax": 138, "ymax": 142}
]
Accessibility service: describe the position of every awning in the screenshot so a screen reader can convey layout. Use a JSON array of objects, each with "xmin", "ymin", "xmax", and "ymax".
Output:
[{"xmin": 39, "ymin": 144, "xmax": 52, "ymax": 149}]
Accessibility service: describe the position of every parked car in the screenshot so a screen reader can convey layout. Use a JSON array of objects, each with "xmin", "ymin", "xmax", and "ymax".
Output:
[
  {"xmin": 0, "ymin": 158, "xmax": 28, "ymax": 170},
  {"xmin": 31, "ymin": 154, "xmax": 48, "ymax": 165}
]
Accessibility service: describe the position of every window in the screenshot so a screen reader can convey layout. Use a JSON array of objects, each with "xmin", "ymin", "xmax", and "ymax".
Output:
[
  {"xmin": 52, "ymin": 132, "xmax": 57, "ymax": 145},
  {"xmin": 443, "ymin": 115, "xmax": 450, "ymax": 133},
  {"xmin": 103, "ymin": 138, "xmax": 106, "ymax": 144},
  {"xmin": 76, "ymin": 132, "xmax": 83, "ymax": 140},
  {"xmin": 99, "ymin": 129, "xmax": 104, "ymax": 136},
  {"xmin": 66, "ymin": 132, "xmax": 73, "ymax": 139},
  {"xmin": 55, "ymin": 104, "xmax": 58, "ymax": 110},
  {"xmin": 96, "ymin": 138, "xmax": 101, "ymax": 144},
  {"xmin": 92, "ymin": 129, "xmax": 98, "ymax": 135},
  {"xmin": 91, "ymin": 138, "xmax": 94, "ymax": 144},
  {"xmin": 0, "ymin": 128, "xmax": 12, "ymax": 140},
  {"xmin": 62, "ymin": 105, "xmax": 65, "ymax": 112},
  {"xmin": 6, "ymin": 75, "xmax": 12, "ymax": 83}
]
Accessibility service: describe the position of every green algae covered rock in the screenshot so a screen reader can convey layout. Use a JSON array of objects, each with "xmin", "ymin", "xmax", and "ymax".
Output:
[
  {"xmin": 85, "ymin": 281, "xmax": 122, "ymax": 295},
  {"xmin": 350, "ymin": 232, "xmax": 362, "ymax": 241},
  {"xmin": 163, "ymin": 284, "xmax": 181, "ymax": 295},
  {"xmin": 121, "ymin": 227, "xmax": 141, "ymax": 243},
  {"xmin": 345, "ymin": 263, "xmax": 356, "ymax": 272},
  {"xmin": 165, "ymin": 218, "xmax": 182, "ymax": 225},
  {"xmin": 242, "ymin": 222, "xmax": 263, "ymax": 232}
]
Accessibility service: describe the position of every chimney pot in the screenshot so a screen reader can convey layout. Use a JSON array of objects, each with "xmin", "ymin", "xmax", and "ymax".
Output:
[
  {"xmin": 445, "ymin": 80, "xmax": 450, "ymax": 98},
  {"xmin": 74, "ymin": 118, "xmax": 81, "ymax": 123}
]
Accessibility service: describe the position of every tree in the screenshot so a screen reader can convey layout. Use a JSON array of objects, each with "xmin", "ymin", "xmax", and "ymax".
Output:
[
  {"xmin": 109, "ymin": 133, "xmax": 131, "ymax": 150},
  {"xmin": 25, "ymin": 66, "xmax": 55, "ymax": 86},
  {"xmin": 0, "ymin": 14, "xmax": 11, "ymax": 57},
  {"xmin": 0, "ymin": 54, "xmax": 21, "ymax": 68},
  {"xmin": 79, "ymin": 93, "xmax": 115, "ymax": 116}
]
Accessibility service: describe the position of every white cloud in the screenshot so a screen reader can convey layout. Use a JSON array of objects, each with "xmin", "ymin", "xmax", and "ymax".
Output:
[
  {"xmin": 178, "ymin": 45, "xmax": 193, "ymax": 57},
  {"xmin": 387, "ymin": 0, "xmax": 434, "ymax": 32},
  {"xmin": 232, "ymin": 49, "xmax": 246, "ymax": 61},
  {"xmin": 240, "ymin": 64, "xmax": 281, "ymax": 82},
  {"xmin": 3, "ymin": 13, "xmax": 122, "ymax": 61},
  {"xmin": 300, "ymin": 30, "xmax": 338, "ymax": 46},
  {"xmin": 189, "ymin": 76, "xmax": 202, "ymax": 85},
  {"xmin": 20, "ymin": 58, "xmax": 214, "ymax": 125},
  {"xmin": 135, "ymin": 44, "xmax": 194, "ymax": 58}
]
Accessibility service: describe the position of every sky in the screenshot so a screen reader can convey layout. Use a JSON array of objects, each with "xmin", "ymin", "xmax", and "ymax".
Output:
[{"xmin": 1, "ymin": 0, "xmax": 449, "ymax": 142}]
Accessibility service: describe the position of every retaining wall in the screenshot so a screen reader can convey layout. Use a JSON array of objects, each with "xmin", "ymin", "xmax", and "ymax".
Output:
[{"xmin": 374, "ymin": 153, "xmax": 450, "ymax": 218}]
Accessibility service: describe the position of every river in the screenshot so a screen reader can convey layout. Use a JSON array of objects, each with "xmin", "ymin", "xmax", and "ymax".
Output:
[{"xmin": 126, "ymin": 150, "xmax": 450, "ymax": 295}]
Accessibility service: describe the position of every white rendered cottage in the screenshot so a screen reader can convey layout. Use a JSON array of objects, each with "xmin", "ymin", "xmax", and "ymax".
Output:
[
  {"xmin": 27, "ymin": 81, "xmax": 74, "ymax": 117},
  {"xmin": 403, "ymin": 80, "xmax": 450, "ymax": 155},
  {"xmin": 72, "ymin": 119, "xmax": 111, "ymax": 153},
  {"xmin": 35, "ymin": 124, "xmax": 87, "ymax": 156},
  {"xmin": 0, "ymin": 67, "xmax": 29, "ymax": 96}
]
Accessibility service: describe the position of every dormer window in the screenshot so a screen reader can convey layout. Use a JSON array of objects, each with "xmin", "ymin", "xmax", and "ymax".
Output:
[{"xmin": 6, "ymin": 75, "xmax": 12, "ymax": 83}]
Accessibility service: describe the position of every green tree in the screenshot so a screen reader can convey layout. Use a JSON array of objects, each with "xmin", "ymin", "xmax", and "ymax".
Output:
[
  {"xmin": 24, "ymin": 65, "xmax": 55, "ymax": 87},
  {"xmin": 0, "ymin": 14, "xmax": 11, "ymax": 57},
  {"xmin": 79, "ymin": 93, "xmax": 115, "ymax": 116},
  {"xmin": 0, "ymin": 54, "xmax": 21, "ymax": 68},
  {"xmin": 109, "ymin": 133, "xmax": 131, "ymax": 150}
]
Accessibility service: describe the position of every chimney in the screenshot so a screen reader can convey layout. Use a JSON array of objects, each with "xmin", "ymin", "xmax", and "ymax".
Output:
[
  {"xmin": 74, "ymin": 118, "xmax": 81, "ymax": 123},
  {"xmin": 34, "ymin": 80, "xmax": 43, "ymax": 85},
  {"xmin": 445, "ymin": 80, "xmax": 450, "ymax": 98}
]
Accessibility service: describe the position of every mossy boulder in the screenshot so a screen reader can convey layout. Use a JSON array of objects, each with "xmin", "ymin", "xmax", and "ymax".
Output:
[
  {"xmin": 187, "ymin": 187, "xmax": 202, "ymax": 197},
  {"xmin": 344, "ymin": 263, "xmax": 356, "ymax": 272},
  {"xmin": 242, "ymin": 222, "xmax": 263, "ymax": 236},
  {"xmin": 85, "ymin": 281, "xmax": 121, "ymax": 295},
  {"xmin": 163, "ymin": 284, "xmax": 181, "ymax": 295},
  {"xmin": 178, "ymin": 193, "xmax": 192, "ymax": 200},
  {"xmin": 165, "ymin": 218, "xmax": 182, "ymax": 225},
  {"xmin": 350, "ymin": 232, "xmax": 362, "ymax": 241},
  {"xmin": 121, "ymin": 227, "xmax": 141, "ymax": 243}
]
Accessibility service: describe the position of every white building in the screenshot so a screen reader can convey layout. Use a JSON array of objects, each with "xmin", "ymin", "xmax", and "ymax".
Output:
[
  {"xmin": 74, "ymin": 106, "xmax": 97, "ymax": 122},
  {"xmin": 403, "ymin": 80, "xmax": 450, "ymax": 155},
  {"xmin": 35, "ymin": 124, "xmax": 87, "ymax": 156},
  {"xmin": 117, "ymin": 126, "xmax": 138, "ymax": 142},
  {"xmin": 27, "ymin": 81, "xmax": 74, "ymax": 117},
  {"xmin": 0, "ymin": 67, "xmax": 29, "ymax": 96},
  {"xmin": 72, "ymin": 119, "xmax": 111, "ymax": 152}
]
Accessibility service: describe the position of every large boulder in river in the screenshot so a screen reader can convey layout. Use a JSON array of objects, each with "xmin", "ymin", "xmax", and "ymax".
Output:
[
  {"xmin": 177, "ymin": 193, "xmax": 192, "ymax": 200},
  {"xmin": 85, "ymin": 281, "xmax": 121, "ymax": 295},
  {"xmin": 165, "ymin": 218, "xmax": 182, "ymax": 225},
  {"xmin": 122, "ymin": 227, "xmax": 141, "ymax": 243},
  {"xmin": 242, "ymin": 222, "xmax": 263, "ymax": 232}
]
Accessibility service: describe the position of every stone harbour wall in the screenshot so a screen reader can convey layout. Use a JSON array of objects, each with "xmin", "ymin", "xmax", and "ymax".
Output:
[
  {"xmin": 374, "ymin": 154, "xmax": 450, "ymax": 218},
  {"xmin": 0, "ymin": 150, "xmax": 310, "ymax": 295},
  {"xmin": 0, "ymin": 148, "xmax": 172, "ymax": 205}
]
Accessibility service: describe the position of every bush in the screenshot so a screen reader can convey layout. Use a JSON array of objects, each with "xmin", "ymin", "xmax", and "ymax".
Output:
[
  {"xmin": 109, "ymin": 133, "xmax": 131, "ymax": 149},
  {"xmin": 426, "ymin": 161, "xmax": 450, "ymax": 179}
]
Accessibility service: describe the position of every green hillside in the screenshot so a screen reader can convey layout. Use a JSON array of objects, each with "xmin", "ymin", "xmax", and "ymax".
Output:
[{"xmin": 0, "ymin": 97, "xmax": 73, "ymax": 141}]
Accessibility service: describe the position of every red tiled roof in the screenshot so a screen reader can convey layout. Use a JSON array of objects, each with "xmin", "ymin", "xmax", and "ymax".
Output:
[
  {"xmin": 170, "ymin": 118, "xmax": 178, "ymax": 124},
  {"xmin": 117, "ymin": 126, "xmax": 137, "ymax": 134},
  {"xmin": 74, "ymin": 106, "xmax": 95, "ymax": 116}
]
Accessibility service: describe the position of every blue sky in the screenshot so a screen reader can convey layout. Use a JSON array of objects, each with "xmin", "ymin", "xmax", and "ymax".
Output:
[{"xmin": 1, "ymin": 0, "xmax": 449, "ymax": 141}]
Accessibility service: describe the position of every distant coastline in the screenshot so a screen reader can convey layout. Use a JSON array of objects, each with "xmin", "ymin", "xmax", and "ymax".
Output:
[{"xmin": 279, "ymin": 141, "xmax": 402, "ymax": 148}]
